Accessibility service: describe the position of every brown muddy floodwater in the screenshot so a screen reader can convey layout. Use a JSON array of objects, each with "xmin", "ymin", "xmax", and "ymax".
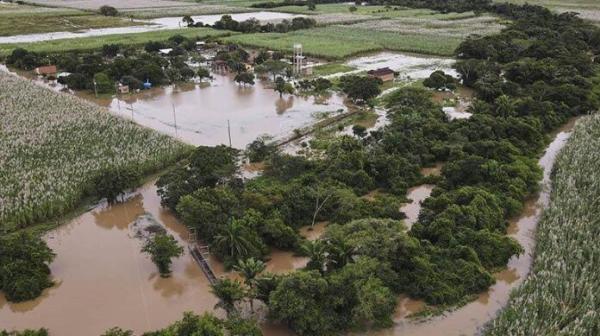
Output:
[
  {"xmin": 90, "ymin": 74, "xmax": 349, "ymax": 149},
  {"xmin": 0, "ymin": 181, "xmax": 322, "ymax": 335},
  {"xmin": 399, "ymin": 185, "xmax": 434, "ymax": 230}
]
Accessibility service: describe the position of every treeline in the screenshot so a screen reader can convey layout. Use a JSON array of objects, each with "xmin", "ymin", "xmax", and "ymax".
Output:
[
  {"xmin": 185, "ymin": 15, "xmax": 316, "ymax": 34},
  {"xmin": 250, "ymin": 0, "xmax": 349, "ymax": 9},
  {"xmin": 365, "ymin": 0, "xmax": 492, "ymax": 13}
]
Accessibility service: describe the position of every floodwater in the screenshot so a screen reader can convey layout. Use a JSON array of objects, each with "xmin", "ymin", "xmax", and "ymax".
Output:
[
  {"xmin": 0, "ymin": 12, "xmax": 300, "ymax": 43},
  {"xmin": 399, "ymin": 185, "xmax": 434, "ymax": 229},
  {"xmin": 0, "ymin": 181, "xmax": 325, "ymax": 335},
  {"xmin": 89, "ymin": 74, "xmax": 349, "ymax": 148},
  {"xmin": 325, "ymin": 52, "xmax": 457, "ymax": 80}
]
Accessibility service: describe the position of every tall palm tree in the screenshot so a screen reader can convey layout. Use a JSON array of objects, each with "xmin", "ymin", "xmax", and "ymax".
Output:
[
  {"xmin": 233, "ymin": 258, "xmax": 266, "ymax": 312},
  {"xmin": 213, "ymin": 219, "xmax": 253, "ymax": 260},
  {"xmin": 301, "ymin": 240, "xmax": 328, "ymax": 274},
  {"xmin": 234, "ymin": 258, "xmax": 266, "ymax": 288}
]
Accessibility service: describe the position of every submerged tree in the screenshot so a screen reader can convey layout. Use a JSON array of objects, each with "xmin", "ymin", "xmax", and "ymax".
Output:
[
  {"xmin": 142, "ymin": 233, "xmax": 183, "ymax": 277},
  {"xmin": 210, "ymin": 278, "xmax": 246, "ymax": 316},
  {"xmin": 274, "ymin": 76, "xmax": 294, "ymax": 98}
]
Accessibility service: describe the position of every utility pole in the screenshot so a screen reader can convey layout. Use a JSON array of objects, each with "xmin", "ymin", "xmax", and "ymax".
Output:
[
  {"xmin": 172, "ymin": 103, "xmax": 178, "ymax": 138},
  {"xmin": 93, "ymin": 80, "xmax": 98, "ymax": 98},
  {"xmin": 130, "ymin": 103, "xmax": 134, "ymax": 120},
  {"xmin": 227, "ymin": 119, "xmax": 232, "ymax": 148}
]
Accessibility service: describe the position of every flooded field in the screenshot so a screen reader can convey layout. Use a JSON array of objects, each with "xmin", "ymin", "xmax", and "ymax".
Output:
[
  {"xmin": 0, "ymin": 180, "xmax": 317, "ymax": 335},
  {"xmin": 97, "ymin": 74, "xmax": 349, "ymax": 148},
  {"xmin": 0, "ymin": 12, "xmax": 300, "ymax": 43},
  {"xmin": 326, "ymin": 52, "xmax": 456, "ymax": 79}
]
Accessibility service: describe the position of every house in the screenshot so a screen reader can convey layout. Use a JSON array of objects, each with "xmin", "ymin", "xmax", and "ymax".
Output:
[
  {"xmin": 159, "ymin": 48, "xmax": 173, "ymax": 55},
  {"xmin": 117, "ymin": 84, "xmax": 130, "ymax": 94},
  {"xmin": 367, "ymin": 67, "xmax": 395, "ymax": 82},
  {"xmin": 35, "ymin": 65, "xmax": 57, "ymax": 77},
  {"xmin": 195, "ymin": 41, "xmax": 206, "ymax": 51}
]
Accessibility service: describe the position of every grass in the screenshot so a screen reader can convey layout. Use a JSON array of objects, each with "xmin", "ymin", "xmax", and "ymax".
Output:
[
  {"xmin": 0, "ymin": 71, "xmax": 192, "ymax": 233},
  {"xmin": 223, "ymin": 26, "xmax": 462, "ymax": 59},
  {"xmin": 0, "ymin": 2, "xmax": 140, "ymax": 36},
  {"xmin": 485, "ymin": 114, "xmax": 600, "ymax": 335},
  {"xmin": 0, "ymin": 27, "xmax": 235, "ymax": 55},
  {"xmin": 311, "ymin": 63, "xmax": 357, "ymax": 76},
  {"xmin": 274, "ymin": 4, "xmax": 477, "ymax": 19}
]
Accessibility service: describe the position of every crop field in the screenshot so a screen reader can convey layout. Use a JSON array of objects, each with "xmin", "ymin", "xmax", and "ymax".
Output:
[
  {"xmin": 0, "ymin": 2, "xmax": 139, "ymax": 36},
  {"xmin": 486, "ymin": 115, "xmax": 600, "ymax": 335},
  {"xmin": 349, "ymin": 15, "xmax": 505, "ymax": 38},
  {"xmin": 224, "ymin": 25, "xmax": 463, "ymax": 58},
  {"xmin": 22, "ymin": 0, "xmax": 195, "ymax": 10},
  {"xmin": 0, "ymin": 27, "xmax": 234, "ymax": 55},
  {"xmin": 122, "ymin": 4, "xmax": 251, "ymax": 19},
  {"xmin": 0, "ymin": 72, "xmax": 191, "ymax": 232},
  {"xmin": 274, "ymin": 4, "xmax": 477, "ymax": 19}
]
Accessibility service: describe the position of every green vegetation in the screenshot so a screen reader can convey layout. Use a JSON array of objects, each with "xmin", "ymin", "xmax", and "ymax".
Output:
[
  {"xmin": 0, "ymin": 330, "xmax": 48, "ymax": 336},
  {"xmin": 486, "ymin": 114, "xmax": 600, "ymax": 335},
  {"xmin": 0, "ymin": 233, "xmax": 55, "ymax": 302},
  {"xmin": 0, "ymin": 72, "xmax": 190, "ymax": 233},
  {"xmin": 0, "ymin": 3, "xmax": 137, "ymax": 36},
  {"xmin": 142, "ymin": 233, "xmax": 184, "ymax": 277},
  {"xmin": 0, "ymin": 28, "xmax": 234, "ymax": 55},
  {"xmin": 140, "ymin": 312, "xmax": 261, "ymax": 336},
  {"xmin": 311, "ymin": 63, "xmax": 356, "ymax": 76},
  {"xmin": 224, "ymin": 25, "xmax": 462, "ymax": 58}
]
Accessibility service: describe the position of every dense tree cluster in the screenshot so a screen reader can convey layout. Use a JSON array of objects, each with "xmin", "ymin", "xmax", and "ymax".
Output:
[
  {"xmin": 365, "ymin": 0, "xmax": 492, "ymax": 13},
  {"xmin": 0, "ymin": 233, "xmax": 55, "ymax": 302},
  {"xmin": 251, "ymin": 0, "xmax": 347, "ymax": 9},
  {"xmin": 0, "ymin": 330, "xmax": 48, "ymax": 336},
  {"xmin": 210, "ymin": 15, "xmax": 317, "ymax": 34}
]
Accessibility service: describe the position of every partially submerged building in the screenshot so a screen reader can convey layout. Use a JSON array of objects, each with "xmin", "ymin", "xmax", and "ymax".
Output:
[{"xmin": 367, "ymin": 67, "xmax": 395, "ymax": 82}]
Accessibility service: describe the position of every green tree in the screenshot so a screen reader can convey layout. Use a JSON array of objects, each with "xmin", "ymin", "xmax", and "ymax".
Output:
[
  {"xmin": 197, "ymin": 67, "xmax": 212, "ymax": 80},
  {"xmin": 101, "ymin": 327, "xmax": 133, "ymax": 336},
  {"xmin": 92, "ymin": 166, "xmax": 141, "ymax": 203},
  {"xmin": 212, "ymin": 219, "xmax": 265, "ymax": 264},
  {"xmin": 0, "ymin": 233, "xmax": 55, "ymax": 302},
  {"xmin": 210, "ymin": 278, "xmax": 246, "ymax": 316},
  {"xmin": 182, "ymin": 15, "xmax": 195, "ymax": 27},
  {"xmin": 93, "ymin": 72, "xmax": 114, "ymax": 94},
  {"xmin": 234, "ymin": 72, "xmax": 255, "ymax": 86},
  {"xmin": 274, "ymin": 76, "xmax": 294, "ymax": 98},
  {"xmin": 142, "ymin": 233, "xmax": 184, "ymax": 277},
  {"xmin": 99, "ymin": 5, "xmax": 118, "ymax": 16},
  {"xmin": 339, "ymin": 75, "xmax": 381, "ymax": 102}
]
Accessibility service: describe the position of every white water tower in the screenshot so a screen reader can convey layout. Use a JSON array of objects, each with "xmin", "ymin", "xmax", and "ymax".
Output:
[{"xmin": 293, "ymin": 43, "xmax": 304, "ymax": 75}]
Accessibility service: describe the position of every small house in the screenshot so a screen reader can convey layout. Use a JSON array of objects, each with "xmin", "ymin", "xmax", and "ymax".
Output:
[
  {"xmin": 195, "ymin": 41, "xmax": 206, "ymax": 51},
  {"xmin": 159, "ymin": 48, "xmax": 173, "ymax": 55},
  {"xmin": 35, "ymin": 65, "xmax": 57, "ymax": 77},
  {"xmin": 367, "ymin": 67, "xmax": 395, "ymax": 82}
]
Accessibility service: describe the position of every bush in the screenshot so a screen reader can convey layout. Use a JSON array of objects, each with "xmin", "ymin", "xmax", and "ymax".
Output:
[
  {"xmin": 92, "ymin": 167, "xmax": 141, "ymax": 203},
  {"xmin": 99, "ymin": 5, "xmax": 118, "ymax": 16}
]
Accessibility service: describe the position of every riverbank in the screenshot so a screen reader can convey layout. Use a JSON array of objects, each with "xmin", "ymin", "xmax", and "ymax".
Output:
[{"xmin": 485, "ymin": 113, "xmax": 600, "ymax": 335}]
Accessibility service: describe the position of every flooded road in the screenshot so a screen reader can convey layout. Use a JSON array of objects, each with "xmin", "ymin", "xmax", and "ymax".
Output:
[
  {"xmin": 0, "ymin": 12, "xmax": 300, "ymax": 43},
  {"xmin": 0, "ymin": 180, "xmax": 323, "ymax": 335},
  {"xmin": 93, "ymin": 74, "xmax": 349, "ymax": 148}
]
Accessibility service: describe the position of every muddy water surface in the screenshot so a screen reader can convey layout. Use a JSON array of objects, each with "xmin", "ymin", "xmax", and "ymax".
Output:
[
  {"xmin": 0, "ymin": 182, "xmax": 219, "ymax": 335},
  {"xmin": 86, "ymin": 74, "xmax": 349, "ymax": 148},
  {"xmin": 400, "ymin": 185, "xmax": 434, "ymax": 229},
  {"xmin": 0, "ymin": 181, "xmax": 327, "ymax": 335}
]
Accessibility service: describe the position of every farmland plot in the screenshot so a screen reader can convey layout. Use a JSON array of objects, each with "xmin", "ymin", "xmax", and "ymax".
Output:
[{"xmin": 0, "ymin": 71, "xmax": 190, "ymax": 232}]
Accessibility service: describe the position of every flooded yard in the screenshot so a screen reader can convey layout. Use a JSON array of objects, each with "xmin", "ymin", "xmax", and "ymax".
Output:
[{"xmin": 0, "ymin": 12, "xmax": 301, "ymax": 43}]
